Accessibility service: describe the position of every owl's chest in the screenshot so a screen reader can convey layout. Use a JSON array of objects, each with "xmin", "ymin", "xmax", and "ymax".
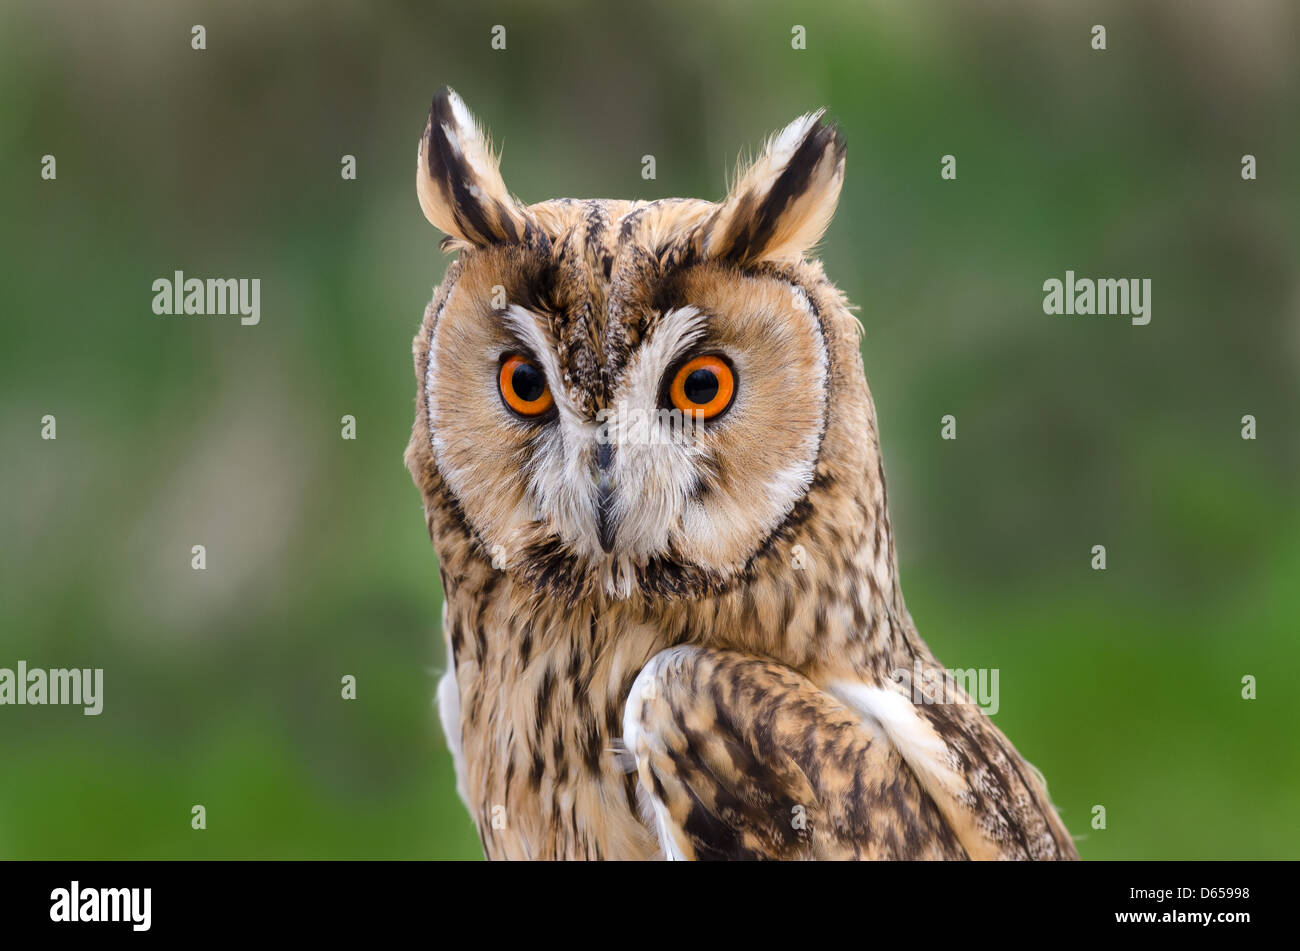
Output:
[{"xmin": 442, "ymin": 587, "xmax": 670, "ymax": 859}]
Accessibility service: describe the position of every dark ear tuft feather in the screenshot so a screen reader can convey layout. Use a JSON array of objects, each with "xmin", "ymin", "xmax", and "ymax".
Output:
[
  {"xmin": 417, "ymin": 87, "xmax": 531, "ymax": 248},
  {"xmin": 704, "ymin": 110, "xmax": 847, "ymax": 265}
]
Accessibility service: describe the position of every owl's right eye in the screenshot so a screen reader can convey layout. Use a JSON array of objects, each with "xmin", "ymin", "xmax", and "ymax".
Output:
[{"xmin": 498, "ymin": 354, "xmax": 554, "ymax": 418}]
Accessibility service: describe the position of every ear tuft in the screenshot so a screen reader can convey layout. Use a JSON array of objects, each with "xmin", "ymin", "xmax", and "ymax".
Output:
[
  {"xmin": 417, "ymin": 87, "xmax": 531, "ymax": 248},
  {"xmin": 704, "ymin": 110, "xmax": 846, "ymax": 265}
]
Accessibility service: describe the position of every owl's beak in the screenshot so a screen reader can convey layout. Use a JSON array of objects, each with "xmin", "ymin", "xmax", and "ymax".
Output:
[{"xmin": 595, "ymin": 442, "xmax": 617, "ymax": 553}]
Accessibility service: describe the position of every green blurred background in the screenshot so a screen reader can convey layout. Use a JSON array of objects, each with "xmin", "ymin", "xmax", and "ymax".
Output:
[{"xmin": 1, "ymin": 0, "xmax": 1296, "ymax": 859}]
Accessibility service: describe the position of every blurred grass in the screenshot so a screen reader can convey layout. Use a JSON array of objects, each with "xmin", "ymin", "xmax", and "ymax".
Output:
[{"xmin": 0, "ymin": 0, "xmax": 1296, "ymax": 858}]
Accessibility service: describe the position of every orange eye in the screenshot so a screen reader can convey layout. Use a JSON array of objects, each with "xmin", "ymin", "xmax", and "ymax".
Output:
[
  {"xmin": 669, "ymin": 354, "xmax": 735, "ymax": 421},
  {"xmin": 498, "ymin": 354, "xmax": 554, "ymax": 417}
]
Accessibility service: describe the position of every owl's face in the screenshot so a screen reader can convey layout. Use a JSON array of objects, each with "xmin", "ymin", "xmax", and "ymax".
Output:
[{"xmin": 410, "ymin": 89, "xmax": 855, "ymax": 604}]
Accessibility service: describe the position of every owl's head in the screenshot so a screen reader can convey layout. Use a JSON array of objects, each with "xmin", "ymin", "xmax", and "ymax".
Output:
[{"xmin": 408, "ymin": 87, "xmax": 875, "ymax": 606}]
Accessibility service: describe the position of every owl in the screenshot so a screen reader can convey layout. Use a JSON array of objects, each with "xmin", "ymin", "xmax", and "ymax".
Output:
[{"xmin": 406, "ymin": 87, "xmax": 1078, "ymax": 860}]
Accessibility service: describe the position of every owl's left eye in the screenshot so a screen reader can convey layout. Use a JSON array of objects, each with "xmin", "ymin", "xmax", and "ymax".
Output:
[
  {"xmin": 498, "ymin": 354, "xmax": 554, "ymax": 418},
  {"xmin": 668, "ymin": 354, "xmax": 736, "ymax": 421}
]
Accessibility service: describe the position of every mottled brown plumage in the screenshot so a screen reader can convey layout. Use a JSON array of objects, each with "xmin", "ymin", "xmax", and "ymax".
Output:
[{"xmin": 406, "ymin": 87, "xmax": 1077, "ymax": 860}]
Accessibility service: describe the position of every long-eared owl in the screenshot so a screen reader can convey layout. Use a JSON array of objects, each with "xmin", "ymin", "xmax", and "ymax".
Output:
[{"xmin": 405, "ymin": 87, "xmax": 1077, "ymax": 861}]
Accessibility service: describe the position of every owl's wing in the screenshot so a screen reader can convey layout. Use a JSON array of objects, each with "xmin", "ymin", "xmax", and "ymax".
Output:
[
  {"xmin": 828, "ymin": 677, "xmax": 1078, "ymax": 860},
  {"xmin": 436, "ymin": 603, "xmax": 471, "ymax": 811},
  {"xmin": 622, "ymin": 646, "xmax": 965, "ymax": 859},
  {"xmin": 622, "ymin": 646, "xmax": 1076, "ymax": 860}
]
